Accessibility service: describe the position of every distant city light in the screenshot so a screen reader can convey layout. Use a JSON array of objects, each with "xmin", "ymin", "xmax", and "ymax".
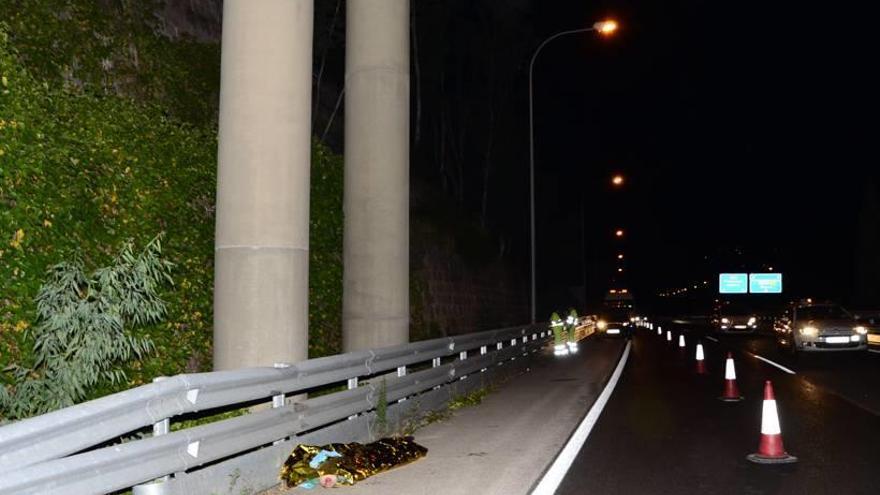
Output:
[
  {"xmin": 618, "ymin": 254, "xmax": 624, "ymax": 260},
  {"xmin": 615, "ymin": 229, "xmax": 624, "ymax": 237}
]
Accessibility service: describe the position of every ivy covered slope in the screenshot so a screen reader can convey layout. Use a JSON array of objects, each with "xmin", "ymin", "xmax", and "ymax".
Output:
[
  {"xmin": 0, "ymin": 0, "xmax": 220, "ymax": 124},
  {"xmin": 0, "ymin": 1, "xmax": 345, "ymax": 409},
  {"xmin": 0, "ymin": 28, "xmax": 217, "ymax": 388}
]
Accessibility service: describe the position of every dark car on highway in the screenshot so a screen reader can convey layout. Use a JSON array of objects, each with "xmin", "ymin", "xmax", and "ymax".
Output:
[
  {"xmin": 712, "ymin": 299, "xmax": 758, "ymax": 334},
  {"xmin": 597, "ymin": 308, "xmax": 633, "ymax": 337}
]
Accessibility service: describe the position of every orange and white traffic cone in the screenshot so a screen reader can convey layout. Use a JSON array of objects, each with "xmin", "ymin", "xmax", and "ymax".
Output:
[
  {"xmin": 719, "ymin": 352, "xmax": 743, "ymax": 402},
  {"xmin": 666, "ymin": 330, "xmax": 672, "ymax": 342},
  {"xmin": 747, "ymin": 380, "xmax": 798, "ymax": 464},
  {"xmin": 657, "ymin": 325, "xmax": 662, "ymax": 336},
  {"xmin": 678, "ymin": 334, "xmax": 686, "ymax": 348},
  {"xmin": 695, "ymin": 342, "xmax": 707, "ymax": 374}
]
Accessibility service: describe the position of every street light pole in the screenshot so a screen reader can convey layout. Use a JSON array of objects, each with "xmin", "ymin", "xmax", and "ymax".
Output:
[{"xmin": 528, "ymin": 21, "xmax": 617, "ymax": 324}]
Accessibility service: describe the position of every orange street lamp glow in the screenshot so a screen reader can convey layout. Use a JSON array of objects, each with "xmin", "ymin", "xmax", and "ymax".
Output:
[
  {"xmin": 612, "ymin": 174, "xmax": 625, "ymax": 186},
  {"xmin": 594, "ymin": 20, "xmax": 619, "ymax": 36},
  {"xmin": 615, "ymin": 229, "xmax": 624, "ymax": 237}
]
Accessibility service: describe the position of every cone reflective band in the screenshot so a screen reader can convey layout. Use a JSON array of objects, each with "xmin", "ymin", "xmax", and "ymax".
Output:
[
  {"xmin": 747, "ymin": 381, "xmax": 797, "ymax": 464},
  {"xmin": 719, "ymin": 352, "xmax": 743, "ymax": 401},
  {"xmin": 657, "ymin": 326, "xmax": 662, "ymax": 336},
  {"xmin": 695, "ymin": 342, "xmax": 707, "ymax": 374},
  {"xmin": 678, "ymin": 335, "xmax": 686, "ymax": 348},
  {"xmin": 666, "ymin": 331, "xmax": 672, "ymax": 342}
]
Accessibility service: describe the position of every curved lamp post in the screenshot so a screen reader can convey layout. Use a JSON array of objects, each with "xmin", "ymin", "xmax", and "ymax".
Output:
[{"xmin": 528, "ymin": 21, "xmax": 618, "ymax": 323}]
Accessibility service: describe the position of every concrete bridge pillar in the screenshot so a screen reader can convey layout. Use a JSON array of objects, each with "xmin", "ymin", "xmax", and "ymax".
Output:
[
  {"xmin": 343, "ymin": 0, "xmax": 411, "ymax": 351},
  {"xmin": 213, "ymin": 0, "xmax": 314, "ymax": 370}
]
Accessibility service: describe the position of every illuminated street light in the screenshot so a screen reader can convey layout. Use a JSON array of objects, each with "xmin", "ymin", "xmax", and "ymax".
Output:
[
  {"xmin": 594, "ymin": 20, "xmax": 619, "ymax": 36},
  {"xmin": 612, "ymin": 174, "xmax": 625, "ymax": 186},
  {"xmin": 618, "ymin": 268, "xmax": 624, "ymax": 273},
  {"xmin": 617, "ymin": 254, "xmax": 624, "ymax": 260},
  {"xmin": 527, "ymin": 20, "xmax": 620, "ymax": 324},
  {"xmin": 615, "ymin": 229, "xmax": 624, "ymax": 237}
]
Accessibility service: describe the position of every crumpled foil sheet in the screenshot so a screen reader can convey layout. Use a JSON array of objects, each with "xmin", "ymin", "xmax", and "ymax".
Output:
[{"xmin": 281, "ymin": 437, "xmax": 428, "ymax": 488}]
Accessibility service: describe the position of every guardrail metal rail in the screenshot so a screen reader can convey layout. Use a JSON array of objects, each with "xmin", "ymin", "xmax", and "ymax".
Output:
[{"xmin": 0, "ymin": 324, "xmax": 553, "ymax": 495}]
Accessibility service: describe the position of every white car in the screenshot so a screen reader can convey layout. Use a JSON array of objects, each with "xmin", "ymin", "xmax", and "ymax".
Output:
[{"xmin": 775, "ymin": 302, "xmax": 868, "ymax": 354}]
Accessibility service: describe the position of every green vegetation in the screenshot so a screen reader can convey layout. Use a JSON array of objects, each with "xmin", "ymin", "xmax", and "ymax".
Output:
[
  {"xmin": 0, "ymin": 237, "xmax": 172, "ymax": 419},
  {"xmin": 0, "ymin": 2, "xmax": 344, "ymax": 419},
  {"xmin": 0, "ymin": 0, "xmax": 220, "ymax": 124},
  {"xmin": 375, "ymin": 378, "xmax": 389, "ymax": 435},
  {"xmin": 448, "ymin": 386, "xmax": 493, "ymax": 411}
]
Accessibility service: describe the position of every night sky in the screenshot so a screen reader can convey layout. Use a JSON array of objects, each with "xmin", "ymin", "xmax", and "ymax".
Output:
[{"xmin": 526, "ymin": 0, "xmax": 878, "ymax": 314}]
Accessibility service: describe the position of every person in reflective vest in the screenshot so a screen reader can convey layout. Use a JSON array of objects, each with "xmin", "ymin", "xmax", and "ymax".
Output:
[
  {"xmin": 565, "ymin": 309, "xmax": 579, "ymax": 353},
  {"xmin": 550, "ymin": 312, "xmax": 568, "ymax": 356}
]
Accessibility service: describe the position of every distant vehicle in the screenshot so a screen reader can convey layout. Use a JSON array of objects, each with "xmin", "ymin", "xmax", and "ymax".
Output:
[
  {"xmin": 853, "ymin": 311, "xmax": 880, "ymax": 349},
  {"xmin": 774, "ymin": 301, "xmax": 868, "ymax": 354},
  {"xmin": 597, "ymin": 307, "xmax": 633, "ymax": 337},
  {"xmin": 712, "ymin": 299, "xmax": 758, "ymax": 334}
]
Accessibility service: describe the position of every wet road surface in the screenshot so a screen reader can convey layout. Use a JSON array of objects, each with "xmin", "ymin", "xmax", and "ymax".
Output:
[{"xmin": 557, "ymin": 325, "xmax": 880, "ymax": 495}]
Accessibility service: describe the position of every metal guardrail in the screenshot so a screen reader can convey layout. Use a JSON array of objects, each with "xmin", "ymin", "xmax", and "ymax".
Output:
[{"xmin": 0, "ymin": 324, "xmax": 551, "ymax": 495}]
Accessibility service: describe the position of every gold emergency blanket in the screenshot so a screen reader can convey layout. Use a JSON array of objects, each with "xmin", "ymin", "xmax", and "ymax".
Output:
[{"xmin": 281, "ymin": 437, "xmax": 428, "ymax": 488}]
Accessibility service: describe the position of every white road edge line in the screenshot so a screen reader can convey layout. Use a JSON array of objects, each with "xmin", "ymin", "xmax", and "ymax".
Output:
[
  {"xmin": 750, "ymin": 353, "xmax": 796, "ymax": 375},
  {"xmin": 868, "ymin": 349, "xmax": 880, "ymax": 354},
  {"xmin": 531, "ymin": 340, "xmax": 632, "ymax": 495},
  {"xmin": 705, "ymin": 336, "xmax": 719, "ymax": 343}
]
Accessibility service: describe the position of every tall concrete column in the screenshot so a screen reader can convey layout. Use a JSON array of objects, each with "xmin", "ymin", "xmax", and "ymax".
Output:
[
  {"xmin": 343, "ymin": 0, "xmax": 410, "ymax": 351},
  {"xmin": 213, "ymin": 0, "xmax": 313, "ymax": 370}
]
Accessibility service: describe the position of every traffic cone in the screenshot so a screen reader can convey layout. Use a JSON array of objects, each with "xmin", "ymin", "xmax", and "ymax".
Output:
[
  {"xmin": 695, "ymin": 342, "xmax": 707, "ymax": 374},
  {"xmin": 666, "ymin": 330, "xmax": 672, "ymax": 342},
  {"xmin": 747, "ymin": 381, "xmax": 798, "ymax": 464},
  {"xmin": 678, "ymin": 334, "xmax": 686, "ymax": 348},
  {"xmin": 719, "ymin": 352, "xmax": 743, "ymax": 401},
  {"xmin": 657, "ymin": 326, "xmax": 662, "ymax": 336}
]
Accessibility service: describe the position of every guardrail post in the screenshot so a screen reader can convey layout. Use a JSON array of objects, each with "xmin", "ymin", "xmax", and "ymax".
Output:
[
  {"xmin": 480, "ymin": 345, "xmax": 488, "ymax": 372},
  {"xmin": 432, "ymin": 357, "xmax": 442, "ymax": 390},
  {"xmin": 347, "ymin": 377, "xmax": 359, "ymax": 419},
  {"xmin": 133, "ymin": 377, "xmax": 170, "ymax": 495},
  {"xmin": 272, "ymin": 363, "xmax": 290, "ymax": 444},
  {"xmin": 459, "ymin": 350, "xmax": 468, "ymax": 380},
  {"xmin": 272, "ymin": 363, "xmax": 290, "ymax": 408},
  {"xmin": 397, "ymin": 366, "xmax": 407, "ymax": 402}
]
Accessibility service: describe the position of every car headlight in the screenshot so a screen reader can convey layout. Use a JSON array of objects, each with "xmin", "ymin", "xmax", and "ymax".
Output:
[
  {"xmin": 748, "ymin": 317, "xmax": 757, "ymax": 325},
  {"xmin": 855, "ymin": 326, "xmax": 868, "ymax": 335},
  {"xmin": 597, "ymin": 320, "xmax": 607, "ymax": 330},
  {"xmin": 623, "ymin": 322, "xmax": 630, "ymax": 327},
  {"xmin": 721, "ymin": 318, "xmax": 730, "ymax": 324},
  {"xmin": 799, "ymin": 326, "xmax": 819, "ymax": 337}
]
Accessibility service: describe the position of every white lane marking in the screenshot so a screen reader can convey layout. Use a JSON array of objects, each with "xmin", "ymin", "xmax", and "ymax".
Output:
[
  {"xmin": 705, "ymin": 336, "xmax": 719, "ymax": 343},
  {"xmin": 868, "ymin": 349, "xmax": 880, "ymax": 354},
  {"xmin": 750, "ymin": 353, "xmax": 796, "ymax": 375},
  {"xmin": 531, "ymin": 341, "xmax": 632, "ymax": 495}
]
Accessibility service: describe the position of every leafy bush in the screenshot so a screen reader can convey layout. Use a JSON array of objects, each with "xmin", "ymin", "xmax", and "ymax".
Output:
[{"xmin": 1, "ymin": 237, "xmax": 172, "ymax": 419}]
